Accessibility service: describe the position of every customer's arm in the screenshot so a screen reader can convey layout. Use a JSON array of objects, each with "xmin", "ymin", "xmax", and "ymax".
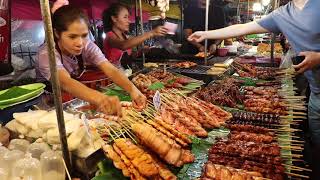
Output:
[
  {"xmin": 107, "ymin": 26, "xmax": 167, "ymax": 50},
  {"xmin": 184, "ymin": 29, "xmax": 205, "ymax": 51},
  {"xmin": 188, "ymin": 22, "xmax": 269, "ymax": 42}
]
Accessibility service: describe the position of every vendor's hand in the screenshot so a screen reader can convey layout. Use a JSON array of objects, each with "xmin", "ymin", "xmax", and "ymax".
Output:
[
  {"xmin": 96, "ymin": 95, "xmax": 122, "ymax": 116},
  {"xmin": 152, "ymin": 26, "xmax": 168, "ymax": 37},
  {"xmin": 292, "ymin": 51, "xmax": 320, "ymax": 74},
  {"xmin": 130, "ymin": 89, "xmax": 147, "ymax": 111},
  {"xmin": 209, "ymin": 44, "xmax": 217, "ymax": 54},
  {"xmin": 198, "ymin": 45, "xmax": 205, "ymax": 52},
  {"xmin": 188, "ymin": 31, "xmax": 207, "ymax": 43}
]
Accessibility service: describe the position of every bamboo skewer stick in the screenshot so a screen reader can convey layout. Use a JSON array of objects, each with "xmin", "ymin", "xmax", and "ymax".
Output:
[
  {"xmin": 286, "ymin": 172, "xmax": 309, "ymax": 179},
  {"xmin": 290, "ymin": 111, "xmax": 307, "ymax": 116},
  {"xmin": 283, "ymin": 95, "xmax": 306, "ymax": 99},
  {"xmin": 119, "ymin": 123, "xmax": 137, "ymax": 143},
  {"xmin": 282, "ymin": 154, "xmax": 304, "ymax": 158},
  {"xmin": 283, "ymin": 164, "xmax": 311, "ymax": 172},
  {"xmin": 281, "ymin": 115, "xmax": 307, "ymax": 120}
]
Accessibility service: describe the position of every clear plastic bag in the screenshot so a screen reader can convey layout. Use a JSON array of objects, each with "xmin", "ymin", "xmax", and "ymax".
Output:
[{"xmin": 280, "ymin": 48, "xmax": 295, "ymax": 69}]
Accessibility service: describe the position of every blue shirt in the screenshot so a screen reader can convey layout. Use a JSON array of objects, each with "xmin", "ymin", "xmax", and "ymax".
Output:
[{"xmin": 258, "ymin": 0, "xmax": 320, "ymax": 93}]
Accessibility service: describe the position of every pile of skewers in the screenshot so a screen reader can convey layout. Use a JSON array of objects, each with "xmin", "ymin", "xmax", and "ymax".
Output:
[
  {"xmin": 90, "ymin": 59, "xmax": 310, "ymax": 179},
  {"xmin": 232, "ymin": 60, "xmax": 283, "ymax": 80},
  {"xmin": 203, "ymin": 124, "xmax": 285, "ymax": 179},
  {"xmin": 144, "ymin": 91, "xmax": 232, "ymax": 137},
  {"xmin": 98, "ymin": 97, "xmax": 208, "ymax": 177},
  {"xmin": 242, "ymin": 86, "xmax": 307, "ymax": 115},
  {"xmin": 195, "ymin": 78, "xmax": 244, "ymax": 108},
  {"xmin": 132, "ymin": 74, "xmax": 160, "ymax": 98},
  {"xmin": 103, "ymin": 138, "xmax": 176, "ymax": 180},
  {"xmin": 227, "ymin": 111, "xmax": 283, "ymax": 129},
  {"xmin": 172, "ymin": 61, "xmax": 197, "ymax": 69},
  {"xmin": 132, "ymin": 70, "xmax": 200, "ymax": 99},
  {"xmin": 201, "ymin": 162, "xmax": 264, "ymax": 180},
  {"xmin": 100, "ymin": 110, "xmax": 195, "ymax": 179},
  {"xmin": 195, "ymin": 75, "xmax": 306, "ymax": 116}
]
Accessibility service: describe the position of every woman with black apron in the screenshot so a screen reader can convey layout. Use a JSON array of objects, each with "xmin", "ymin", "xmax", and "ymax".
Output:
[
  {"xmin": 35, "ymin": 5, "xmax": 146, "ymax": 115},
  {"xmin": 102, "ymin": 3, "xmax": 168, "ymax": 69}
]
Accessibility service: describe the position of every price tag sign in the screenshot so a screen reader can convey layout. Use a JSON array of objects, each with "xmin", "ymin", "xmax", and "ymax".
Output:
[{"xmin": 153, "ymin": 90, "xmax": 161, "ymax": 111}]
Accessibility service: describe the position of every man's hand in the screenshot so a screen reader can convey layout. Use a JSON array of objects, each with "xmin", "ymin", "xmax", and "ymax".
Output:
[{"xmin": 292, "ymin": 51, "xmax": 320, "ymax": 74}]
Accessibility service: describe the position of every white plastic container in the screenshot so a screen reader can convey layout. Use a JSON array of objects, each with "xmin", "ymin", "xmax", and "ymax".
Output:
[
  {"xmin": 11, "ymin": 153, "xmax": 41, "ymax": 180},
  {"xmin": 1, "ymin": 150, "xmax": 24, "ymax": 179},
  {"xmin": 27, "ymin": 142, "xmax": 51, "ymax": 160},
  {"xmin": 225, "ymin": 45, "xmax": 238, "ymax": 53},
  {"xmin": 0, "ymin": 167, "xmax": 9, "ymax": 180},
  {"xmin": 0, "ymin": 145, "xmax": 9, "ymax": 180},
  {"xmin": 40, "ymin": 151, "xmax": 65, "ymax": 180},
  {"xmin": 0, "ymin": 145, "xmax": 9, "ymax": 157}
]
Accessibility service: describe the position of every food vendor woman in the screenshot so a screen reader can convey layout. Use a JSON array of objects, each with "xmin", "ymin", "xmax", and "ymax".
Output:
[
  {"xmin": 35, "ymin": 5, "xmax": 146, "ymax": 116},
  {"xmin": 102, "ymin": 3, "xmax": 168, "ymax": 69}
]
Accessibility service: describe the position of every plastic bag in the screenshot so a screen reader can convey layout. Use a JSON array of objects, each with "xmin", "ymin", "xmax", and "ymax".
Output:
[
  {"xmin": 280, "ymin": 48, "xmax": 295, "ymax": 69},
  {"xmin": 11, "ymin": 54, "xmax": 31, "ymax": 71}
]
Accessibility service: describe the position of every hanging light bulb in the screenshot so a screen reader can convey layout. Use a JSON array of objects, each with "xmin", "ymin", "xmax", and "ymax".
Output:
[
  {"xmin": 253, "ymin": 2, "xmax": 263, "ymax": 12},
  {"xmin": 102, "ymin": 32, "xmax": 106, "ymax": 39},
  {"xmin": 262, "ymin": 0, "xmax": 270, "ymax": 6}
]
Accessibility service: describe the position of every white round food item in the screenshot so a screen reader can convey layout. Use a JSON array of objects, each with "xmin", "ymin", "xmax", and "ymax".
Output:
[
  {"xmin": 1, "ymin": 150, "xmax": 24, "ymax": 177},
  {"xmin": 67, "ymin": 126, "xmax": 87, "ymax": 151},
  {"xmin": 38, "ymin": 110, "xmax": 75, "ymax": 130},
  {"xmin": 13, "ymin": 110, "xmax": 47, "ymax": 130},
  {"xmin": 27, "ymin": 129, "xmax": 43, "ymax": 139},
  {"xmin": 7, "ymin": 120, "xmax": 30, "ymax": 135},
  {"xmin": 5, "ymin": 120, "xmax": 17, "ymax": 132},
  {"xmin": 46, "ymin": 129, "xmax": 61, "ymax": 144}
]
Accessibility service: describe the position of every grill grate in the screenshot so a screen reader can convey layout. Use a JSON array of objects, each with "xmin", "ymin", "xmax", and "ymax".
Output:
[{"xmin": 169, "ymin": 65, "xmax": 211, "ymax": 75}]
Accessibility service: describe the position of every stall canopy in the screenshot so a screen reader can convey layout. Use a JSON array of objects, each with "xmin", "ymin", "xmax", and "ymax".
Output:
[{"xmin": 12, "ymin": 0, "xmax": 150, "ymax": 22}]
